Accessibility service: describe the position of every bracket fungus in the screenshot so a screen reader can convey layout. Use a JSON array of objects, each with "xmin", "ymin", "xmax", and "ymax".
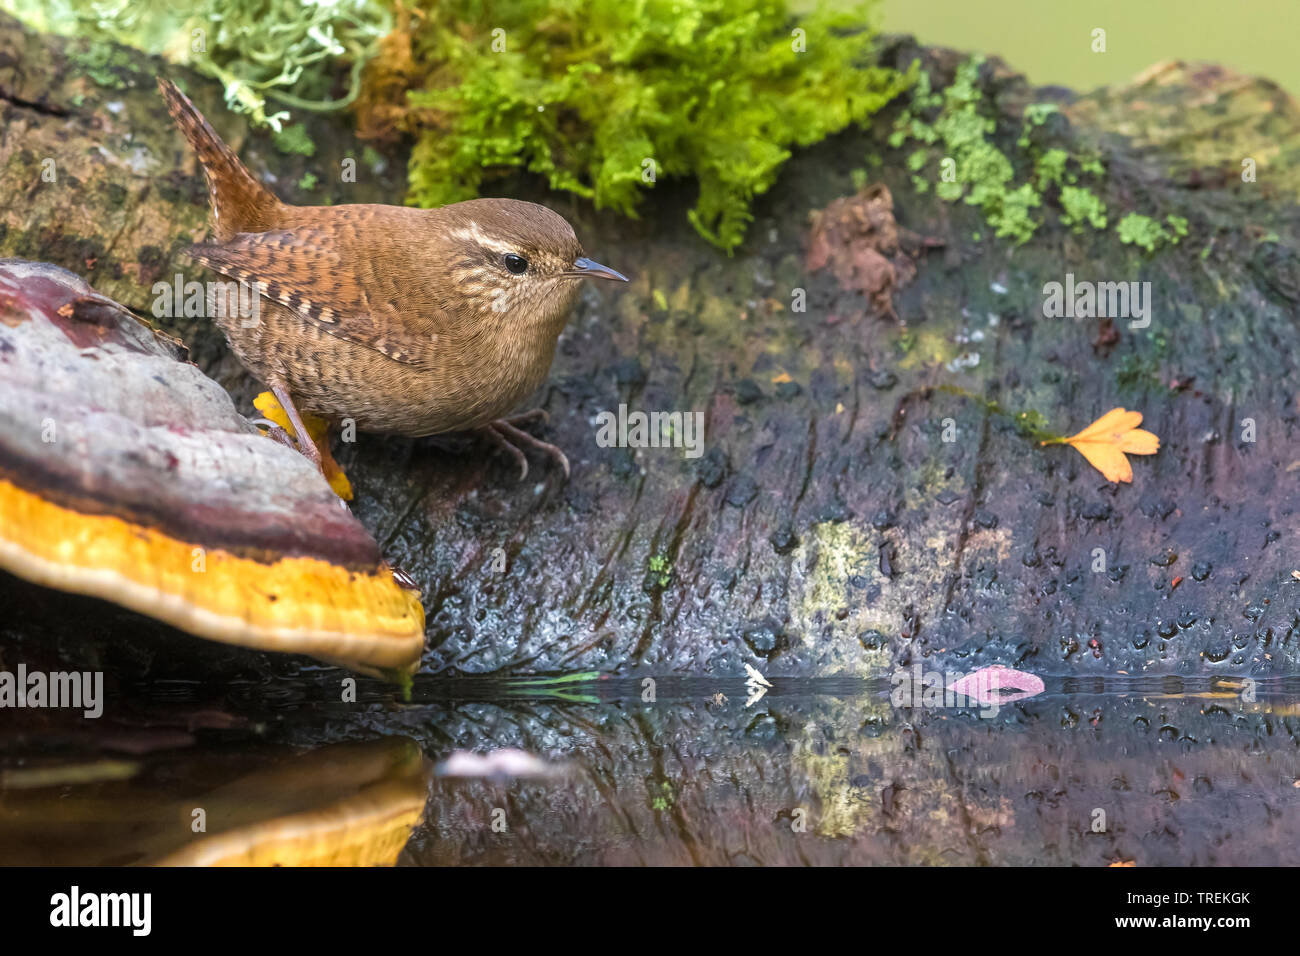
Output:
[{"xmin": 0, "ymin": 260, "xmax": 424, "ymax": 679}]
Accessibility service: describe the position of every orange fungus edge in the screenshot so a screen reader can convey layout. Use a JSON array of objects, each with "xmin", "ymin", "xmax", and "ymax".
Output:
[{"xmin": 0, "ymin": 478, "xmax": 423, "ymax": 677}]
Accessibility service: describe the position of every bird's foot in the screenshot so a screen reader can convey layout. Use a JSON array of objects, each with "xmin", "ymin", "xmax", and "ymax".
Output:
[
  {"xmin": 254, "ymin": 420, "xmax": 299, "ymax": 451},
  {"xmin": 500, "ymin": 408, "xmax": 549, "ymax": 427},
  {"xmin": 480, "ymin": 413, "xmax": 569, "ymax": 481},
  {"xmin": 254, "ymin": 387, "xmax": 354, "ymax": 499},
  {"xmin": 266, "ymin": 381, "xmax": 323, "ymax": 471}
]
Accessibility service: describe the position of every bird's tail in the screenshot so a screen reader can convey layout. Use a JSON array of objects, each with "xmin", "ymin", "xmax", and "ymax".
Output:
[{"xmin": 157, "ymin": 77, "xmax": 280, "ymax": 241}]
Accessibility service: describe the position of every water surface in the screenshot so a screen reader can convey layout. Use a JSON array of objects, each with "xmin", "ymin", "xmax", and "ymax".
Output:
[{"xmin": 3, "ymin": 675, "xmax": 1297, "ymax": 865}]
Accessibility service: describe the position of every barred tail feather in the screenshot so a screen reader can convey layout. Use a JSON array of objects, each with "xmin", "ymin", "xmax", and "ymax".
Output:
[{"xmin": 157, "ymin": 77, "xmax": 280, "ymax": 241}]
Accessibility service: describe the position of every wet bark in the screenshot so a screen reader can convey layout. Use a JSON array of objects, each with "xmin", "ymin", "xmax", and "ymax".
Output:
[{"xmin": 2, "ymin": 13, "xmax": 1299, "ymax": 682}]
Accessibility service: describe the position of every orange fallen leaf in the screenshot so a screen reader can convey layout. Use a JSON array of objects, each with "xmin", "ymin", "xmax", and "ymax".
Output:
[
  {"xmin": 254, "ymin": 391, "xmax": 353, "ymax": 501},
  {"xmin": 1108, "ymin": 860, "xmax": 1137, "ymax": 867},
  {"xmin": 771, "ymin": 371, "xmax": 792, "ymax": 384},
  {"xmin": 1042, "ymin": 407, "xmax": 1159, "ymax": 483}
]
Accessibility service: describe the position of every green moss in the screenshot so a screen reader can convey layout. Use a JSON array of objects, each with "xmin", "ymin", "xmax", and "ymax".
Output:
[
  {"xmin": 272, "ymin": 123, "xmax": 317, "ymax": 157},
  {"xmin": 891, "ymin": 58, "xmax": 1191, "ymax": 252},
  {"xmin": 1059, "ymin": 185, "xmax": 1108, "ymax": 231},
  {"xmin": 1016, "ymin": 102, "xmax": 1059, "ymax": 148},
  {"xmin": 894, "ymin": 56, "xmax": 1039, "ymax": 244},
  {"xmin": 935, "ymin": 178, "xmax": 964, "ymax": 202},
  {"xmin": 65, "ymin": 39, "xmax": 138, "ymax": 89},
  {"xmin": 1117, "ymin": 212, "xmax": 1187, "ymax": 253},
  {"xmin": 648, "ymin": 553, "xmax": 673, "ymax": 588},
  {"xmin": 1033, "ymin": 148, "xmax": 1069, "ymax": 189},
  {"xmin": 989, "ymin": 183, "xmax": 1041, "ymax": 243},
  {"xmin": 1012, "ymin": 409, "xmax": 1055, "ymax": 441},
  {"xmin": 1115, "ymin": 352, "xmax": 1163, "ymax": 391},
  {"xmin": 649, "ymin": 779, "xmax": 676, "ymax": 812},
  {"xmin": 934, "ymin": 385, "xmax": 1064, "ymax": 443},
  {"xmin": 1079, "ymin": 156, "xmax": 1106, "ymax": 177},
  {"xmin": 394, "ymin": 0, "xmax": 911, "ymax": 252},
  {"xmin": 1117, "ymin": 213, "xmax": 1162, "ymax": 250}
]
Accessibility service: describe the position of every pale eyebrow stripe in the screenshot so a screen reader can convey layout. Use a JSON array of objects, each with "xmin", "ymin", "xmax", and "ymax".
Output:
[{"xmin": 447, "ymin": 221, "xmax": 518, "ymax": 256}]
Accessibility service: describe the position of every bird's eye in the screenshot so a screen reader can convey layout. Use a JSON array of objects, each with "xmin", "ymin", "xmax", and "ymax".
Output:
[{"xmin": 503, "ymin": 254, "xmax": 529, "ymax": 275}]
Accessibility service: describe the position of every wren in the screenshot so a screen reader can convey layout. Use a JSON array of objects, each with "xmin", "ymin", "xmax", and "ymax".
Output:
[{"xmin": 158, "ymin": 77, "xmax": 626, "ymax": 480}]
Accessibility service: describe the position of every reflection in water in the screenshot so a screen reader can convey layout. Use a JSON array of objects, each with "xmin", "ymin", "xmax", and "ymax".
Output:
[
  {"xmin": 0, "ymin": 738, "xmax": 430, "ymax": 866},
  {"xmin": 2, "ymin": 677, "xmax": 1299, "ymax": 865},
  {"xmin": 402, "ymin": 678, "xmax": 1300, "ymax": 865}
]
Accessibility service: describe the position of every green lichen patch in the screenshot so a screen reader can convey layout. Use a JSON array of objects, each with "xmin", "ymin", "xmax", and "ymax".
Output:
[
  {"xmin": 888, "ymin": 54, "xmax": 1192, "ymax": 253},
  {"xmin": 646, "ymin": 553, "xmax": 673, "ymax": 590},
  {"xmin": 889, "ymin": 57, "xmax": 1046, "ymax": 243},
  {"xmin": 64, "ymin": 38, "xmax": 141, "ymax": 90},
  {"xmin": 272, "ymin": 123, "xmax": 317, "ymax": 158},
  {"xmin": 6, "ymin": 0, "xmax": 391, "ymax": 130},
  {"xmin": 1059, "ymin": 185, "xmax": 1108, "ymax": 231},
  {"xmin": 1116, "ymin": 212, "xmax": 1188, "ymax": 253}
]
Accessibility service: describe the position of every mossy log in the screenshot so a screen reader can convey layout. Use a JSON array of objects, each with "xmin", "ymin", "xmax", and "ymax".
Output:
[{"xmin": 2, "ymin": 12, "xmax": 1298, "ymax": 682}]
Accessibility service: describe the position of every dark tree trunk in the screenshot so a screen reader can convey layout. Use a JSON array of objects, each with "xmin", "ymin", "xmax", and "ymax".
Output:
[{"xmin": 2, "ymin": 13, "xmax": 1298, "ymax": 684}]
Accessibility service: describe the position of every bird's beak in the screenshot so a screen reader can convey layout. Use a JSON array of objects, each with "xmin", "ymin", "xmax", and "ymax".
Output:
[{"xmin": 564, "ymin": 257, "xmax": 628, "ymax": 282}]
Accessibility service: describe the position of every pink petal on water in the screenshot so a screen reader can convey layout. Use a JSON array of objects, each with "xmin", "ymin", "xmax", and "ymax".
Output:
[
  {"xmin": 946, "ymin": 666, "xmax": 1045, "ymax": 705},
  {"xmin": 439, "ymin": 748, "xmax": 554, "ymax": 779}
]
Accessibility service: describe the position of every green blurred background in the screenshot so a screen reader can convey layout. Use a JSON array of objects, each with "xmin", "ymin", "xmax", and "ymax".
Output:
[{"xmin": 881, "ymin": 0, "xmax": 1298, "ymax": 95}]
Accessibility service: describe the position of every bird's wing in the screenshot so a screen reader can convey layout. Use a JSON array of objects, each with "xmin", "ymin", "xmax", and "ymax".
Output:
[{"xmin": 187, "ymin": 228, "xmax": 446, "ymax": 368}]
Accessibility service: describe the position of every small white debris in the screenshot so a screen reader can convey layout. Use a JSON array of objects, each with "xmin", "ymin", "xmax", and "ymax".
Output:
[{"xmin": 945, "ymin": 351, "xmax": 981, "ymax": 372}]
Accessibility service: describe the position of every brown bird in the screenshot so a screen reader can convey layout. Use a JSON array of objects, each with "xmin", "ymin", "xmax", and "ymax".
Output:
[{"xmin": 158, "ymin": 77, "xmax": 626, "ymax": 480}]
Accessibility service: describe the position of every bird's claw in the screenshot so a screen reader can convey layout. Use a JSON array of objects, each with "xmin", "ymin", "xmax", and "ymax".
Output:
[{"xmin": 482, "ymin": 415, "xmax": 569, "ymax": 481}]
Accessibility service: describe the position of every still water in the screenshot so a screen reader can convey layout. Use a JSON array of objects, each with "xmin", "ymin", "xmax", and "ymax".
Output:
[{"xmin": 3, "ymin": 675, "xmax": 1297, "ymax": 865}]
